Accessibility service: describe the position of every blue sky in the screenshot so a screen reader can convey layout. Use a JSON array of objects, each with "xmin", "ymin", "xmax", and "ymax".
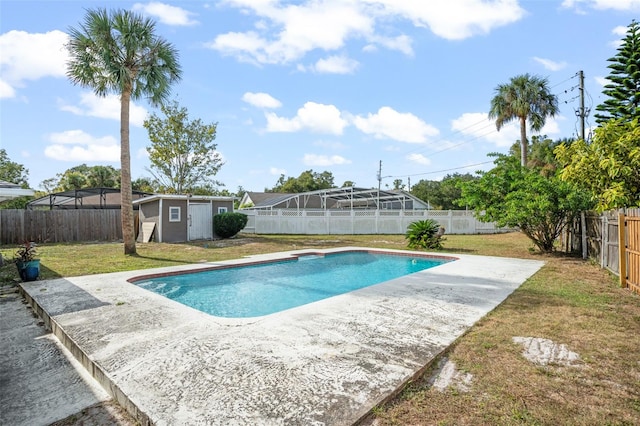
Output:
[{"xmin": 0, "ymin": 0, "xmax": 637, "ymax": 193}]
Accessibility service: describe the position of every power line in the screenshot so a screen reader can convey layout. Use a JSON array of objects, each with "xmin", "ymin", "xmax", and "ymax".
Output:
[
  {"xmin": 388, "ymin": 160, "xmax": 494, "ymax": 179},
  {"xmin": 379, "ymin": 71, "xmax": 581, "ymax": 181}
]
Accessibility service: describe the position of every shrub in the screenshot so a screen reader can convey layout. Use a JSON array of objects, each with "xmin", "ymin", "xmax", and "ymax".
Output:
[
  {"xmin": 213, "ymin": 212, "xmax": 248, "ymax": 239},
  {"xmin": 405, "ymin": 219, "xmax": 445, "ymax": 250}
]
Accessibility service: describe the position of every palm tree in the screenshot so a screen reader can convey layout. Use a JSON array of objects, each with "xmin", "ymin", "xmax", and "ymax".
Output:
[
  {"xmin": 66, "ymin": 8, "xmax": 181, "ymax": 254},
  {"xmin": 489, "ymin": 74, "xmax": 558, "ymax": 167}
]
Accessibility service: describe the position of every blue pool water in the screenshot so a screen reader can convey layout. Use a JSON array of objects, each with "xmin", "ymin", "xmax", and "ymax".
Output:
[{"xmin": 134, "ymin": 251, "xmax": 451, "ymax": 318}]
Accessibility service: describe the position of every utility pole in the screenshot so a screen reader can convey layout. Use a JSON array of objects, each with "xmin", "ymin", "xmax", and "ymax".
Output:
[{"xmin": 579, "ymin": 70, "xmax": 586, "ymax": 141}]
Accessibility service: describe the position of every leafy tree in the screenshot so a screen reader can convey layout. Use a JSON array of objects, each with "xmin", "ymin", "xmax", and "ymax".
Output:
[
  {"xmin": 67, "ymin": 8, "xmax": 181, "ymax": 255},
  {"xmin": 267, "ymin": 170, "xmax": 335, "ymax": 193},
  {"xmin": 0, "ymin": 149, "xmax": 32, "ymax": 209},
  {"xmin": 58, "ymin": 171, "xmax": 87, "ymax": 190},
  {"xmin": 555, "ymin": 118, "xmax": 640, "ymax": 211},
  {"xmin": 188, "ymin": 184, "xmax": 230, "ymax": 196},
  {"xmin": 410, "ymin": 179, "xmax": 440, "ymax": 209},
  {"xmin": 459, "ymin": 154, "xmax": 591, "ymax": 253},
  {"xmin": 87, "ymin": 165, "xmax": 119, "ymax": 188},
  {"xmin": 489, "ymin": 73, "xmax": 559, "ymax": 167},
  {"xmin": 0, "ymin": 149, "xmax": 29, "ymax": 186},
  {"xmin": 391, "ymin": 179, "xmax": 405, "ymax": 190},
  {"xmin": 595, "ymin": 20, "xmax": 640, "ymax": 124},
  {"xmin": 509, "ymin": 135, "xmax": 574, "ymax": 177},
  {"xmin": 234, "ymin": 186, "xmax": 247, "ymax": 209},
  {"xmin": 440, "ymin": 173, "xmax": 475, "ymax": 209},
  {"xmin": 40, "ymin": 177, "xmax": 59, "ymax": 194},
  {"xmin": 144, "ymin": 100, "xmax": 223, "ymax": 194},
  {"xmin": 405, "ymin": 219, "xmax": 445, "ymax": 250},
  {"xmin": 235, "ymin": 186, "xmax": 247, "ymax": 200},
  {"xmin": 132, "ymin": 177, "xmax": 157, "ymax": 193},
  {"xmin": 49, "ymin": 164, "xmax": 121, "ymax": 191},
  {"xmin": 410, "ymin": 173, "xmax": 475, "ymax": 210},
  {"xmin": 341, "ymin": 180, "xmax": 355, "ymax": 187}
]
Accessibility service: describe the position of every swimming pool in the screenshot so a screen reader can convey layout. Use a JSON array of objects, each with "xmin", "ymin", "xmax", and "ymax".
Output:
[{"xmin": 132, "ymin": 250, "xmax": 454, "ymax": 318}]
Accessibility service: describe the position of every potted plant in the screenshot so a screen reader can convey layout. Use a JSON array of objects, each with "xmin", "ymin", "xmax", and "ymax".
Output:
[{"xmin": 14, "ymin": 241, "xmax": 40, "ymax": 282}]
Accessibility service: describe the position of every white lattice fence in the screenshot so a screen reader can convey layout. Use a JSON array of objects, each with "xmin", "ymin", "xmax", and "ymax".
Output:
[{"xmin": 243, "ymin": 209, "xmax": 512, "ymax": 235}]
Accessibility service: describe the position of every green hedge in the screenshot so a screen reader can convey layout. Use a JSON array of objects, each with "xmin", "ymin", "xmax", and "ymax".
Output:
[{"xmin": 213, "ymin": 212, "xmax": 248, "ymax": 239}]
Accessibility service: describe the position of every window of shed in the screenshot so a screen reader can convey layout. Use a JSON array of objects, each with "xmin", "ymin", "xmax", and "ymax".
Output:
[
  {"xmin": 218, "ymin": 206, "xmax": 228, "ymax": 214},
  {"xmin": 169, "ymin": 206, "xmax": 181, "ymax": 222}
]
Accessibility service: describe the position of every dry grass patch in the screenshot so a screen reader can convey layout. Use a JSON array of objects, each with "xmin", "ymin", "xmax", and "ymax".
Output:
[{"xmin": 370, "ymin": 255, "xmax": 640, "ymax": 425}]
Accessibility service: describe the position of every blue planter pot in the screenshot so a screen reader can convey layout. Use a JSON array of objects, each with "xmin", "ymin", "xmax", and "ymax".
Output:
[{"xmin": 16, "ymin": 259, "xmax": 40, "ymax": 282}]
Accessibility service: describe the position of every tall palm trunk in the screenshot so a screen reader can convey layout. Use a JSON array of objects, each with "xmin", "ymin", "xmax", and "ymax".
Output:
[
  {"xmin": 519, "ymin": 116, "xmax": 528, "ymax": 167},
  {"xmin": 120, "ymin": 88, "xmax": 136, "ymax": 255}
]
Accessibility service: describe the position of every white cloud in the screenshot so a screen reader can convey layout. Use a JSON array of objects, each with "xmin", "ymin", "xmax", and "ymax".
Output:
[
  {"xmin": 242, "ymin": 92, "xmax": 282, "ymax": 108},
  {"xmin": 265, "ymin": 102, "xmax": 348, "ymax": 134},
  {"xmin": 270, "ymin": 167, "xmax": 286, "ymax": 175},
  {"xmin": 595, "ymin": 76, "xmax": 607, "ymax": 86},
  {"xmin": 533, "ymin": 56, "xmax": 567, "ymax": 71},
  {"xmin": 367, "ymin": 0, "xmax": 526, "ymax": 40},
  {"xmin": 211, "ymin": 0, "xmax": 526, "ymax": 66},
  {"xmin": 369, "ymin": 34, "xmax": 413, "ymax": 56},
  {"xmin": 452, "ymin": 112, "xmax": 517, "ymax": 147},
  {"xmin": 307, "ymin": 55, "xmax": 359, "ymax": 74},
  {"xmin": 206, "ymin": 31, "xmax": 268, "ymax": 65},
  {"xmin": 353, "ymin": 106, "xmax": 439, "ymax": 143},
  {"xmin": 562, "ymin": 0, "xmax": 640, "ymax": 11},
  {"xmin": 406, "ymin": 153, "xmax": 431, "ymax": 165},
  {"xmin": 303, "ymin": 154, "xmax": 352, "ymax": 166},
  {"xmin": 451, "ymin": 112, "xmax": 561, "ymax": 148},
  {"xmin": 0, "ymin": 30, "xmax": 69, "ymax": 94},
  {"xmin": 132, "ymin": 2, "xmax": 198, "ymax": 26},
  {"xmin": 44, "ymin": 130, "xmax": 120, "ymax": 162},
  {"xmin": 59, "ymin": 92, "xmax": 148, "ymax": 127},
  {"xmin": 612, "ymin": 25, "xmax": 629, "ymax": 36},
  {"xmin": 0, "ymin": 79, "xmax": 16, "ymax": 99},
  {"xmin": 209, "ymin": 1, "xmax": 373, "ymax": 64},
  {"xmin": 607, "ymin": 25, "xmax": 629, "ymax": 48}
]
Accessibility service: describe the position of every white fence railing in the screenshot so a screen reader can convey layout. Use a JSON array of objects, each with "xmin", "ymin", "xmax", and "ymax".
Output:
[{"xmin": 241, "ymin": 209, "xmax": 511, "ymax": 235}]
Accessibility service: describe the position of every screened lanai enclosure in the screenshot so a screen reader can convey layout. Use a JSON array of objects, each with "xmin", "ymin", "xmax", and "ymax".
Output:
[
  {"xmin": 27, "ymin": 188, "xmax": 153, "ymax": 210},
  {"xmin": 239, "ymin": 187, "xmax": 430, "ymax": 211}
]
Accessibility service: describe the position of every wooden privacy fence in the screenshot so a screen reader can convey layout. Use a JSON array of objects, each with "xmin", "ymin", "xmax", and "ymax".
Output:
[
  {"xmin": 0, "ymin": 209, "xmax": 127, "ymax": 244},
  {"xmin": 620, "ymin": 210, "xmax": 640, "ymax": 295},
  {"xmin": 575, "ymin": 208, "xmax": 640, "ymax": 295}
]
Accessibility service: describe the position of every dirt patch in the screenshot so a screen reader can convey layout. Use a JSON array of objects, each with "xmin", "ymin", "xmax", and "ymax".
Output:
[
  {"xmin": 512, "ymin": 336, "xmax": 581, "ymax": 366},
  {"xmin": 430, "ymin": 358, "xmax": 473, "ymax": 392}
]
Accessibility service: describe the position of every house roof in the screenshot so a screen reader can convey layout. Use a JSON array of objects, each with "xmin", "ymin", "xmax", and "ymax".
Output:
[
  {"xmin": 0, "ymin": 180, "xmax": 35, "ymax": 203},
  {"xmin": 242, "ymin": 192, "xmax": 296, "ymax": 208}
]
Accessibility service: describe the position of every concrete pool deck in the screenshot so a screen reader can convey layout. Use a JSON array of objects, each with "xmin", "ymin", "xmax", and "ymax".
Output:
[{"xmin": 19, "ymin": 248, "xmax": 544, "ymax": 425}]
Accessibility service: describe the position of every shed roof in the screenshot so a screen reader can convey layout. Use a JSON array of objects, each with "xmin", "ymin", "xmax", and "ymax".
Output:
[{"xmin": 133, "ymin": 194, "xmax": 236, "ymax": 204}]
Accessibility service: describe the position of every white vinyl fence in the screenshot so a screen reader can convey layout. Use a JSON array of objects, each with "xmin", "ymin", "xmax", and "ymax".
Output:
[{"xmin": 242, "ymin": 209, "xmax": 512, "ymax": 235}]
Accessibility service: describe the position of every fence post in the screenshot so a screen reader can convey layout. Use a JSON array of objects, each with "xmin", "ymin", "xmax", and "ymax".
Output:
[
  {"xmin": 619, "ymin": 212, "xmax": 627, "ymax": 289},
  {"xmin": 581, "ymin": 211, "xmax": 587, "ymax": 259},
  {"xmin": 601, "ymin": 214, "xmax": 607, "ymax": 269}
]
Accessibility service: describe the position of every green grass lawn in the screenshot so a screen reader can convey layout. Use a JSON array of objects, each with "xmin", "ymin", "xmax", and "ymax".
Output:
[{"xmin": 1, "ymin": 232, "xmax": 639, "ymax": 424}]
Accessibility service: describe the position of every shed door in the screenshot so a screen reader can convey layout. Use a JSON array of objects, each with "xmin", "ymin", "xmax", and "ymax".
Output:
[{"xmin": 188, "ymin": 203, "xmax": 213, "ymax": 240}]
